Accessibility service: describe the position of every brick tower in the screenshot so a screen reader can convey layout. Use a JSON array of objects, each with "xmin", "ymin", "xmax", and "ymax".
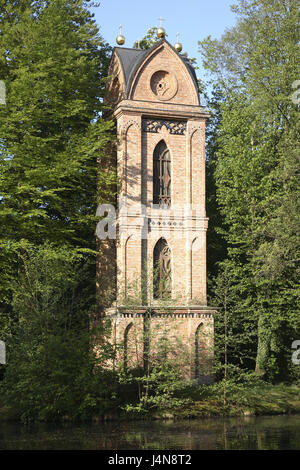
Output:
[{"xmin": 102, "ymin": 38, "xmax": 215, "ymax": 382}]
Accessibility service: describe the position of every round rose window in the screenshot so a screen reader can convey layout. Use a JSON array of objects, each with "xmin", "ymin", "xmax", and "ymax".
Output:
[{"xmin": 150, "ymin": 70, "xmax": 178, "ymax": 101}]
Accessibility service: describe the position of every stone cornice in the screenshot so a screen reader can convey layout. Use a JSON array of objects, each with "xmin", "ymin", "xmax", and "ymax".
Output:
[
  {"xmin": 113, "ymin": 100, "xmax": 210, "ymax": 121},
  {"xmin": 105, "ymin": 305, "xmax": 217, "ymax": 318}
]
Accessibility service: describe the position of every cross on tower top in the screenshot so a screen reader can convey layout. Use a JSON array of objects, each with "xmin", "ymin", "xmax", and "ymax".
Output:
[{"xmin": 158, "ymin": 17, "xmax": 165, "ymax": 27}]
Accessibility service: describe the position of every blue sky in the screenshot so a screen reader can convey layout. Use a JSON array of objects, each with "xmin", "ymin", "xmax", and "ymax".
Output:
[{"xmin": 91, "ymin": 0, "xmax": 239, "ymax": 83}]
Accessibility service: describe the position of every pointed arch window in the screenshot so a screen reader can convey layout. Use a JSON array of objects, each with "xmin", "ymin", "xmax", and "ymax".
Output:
[
  {"xmin": 153, "ymin": 238, "xmax": 171, "ymax": 299},
  {"xmin": 153, "ymin": 141, "xmax": 171, "ymax": 207}
]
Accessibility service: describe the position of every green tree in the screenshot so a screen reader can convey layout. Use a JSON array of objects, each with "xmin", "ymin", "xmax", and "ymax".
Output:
[
  {"xmin": 133, "ymin": 27, "xmax": 163, "ymax": 49},
  {"xmin": 205, "ymin": 86, "xmax": 227, "ymax": 286},
  {"xmin": 1, "ymin": 244, "xmax": 116, "ymax": 422},
  {"xmin": 132, "ymin": 26, "xmax": 197, "ymax": 66},
  {"xmin": 212, "ymin": 261, "xmax": 259, "ymax": 404},
  {"xmin": 199, "ymin": 0, "xmax": 300, "ymax": 381},
  {"xmin": 0, "ymin": 0, "xmax": 116, "ymax": 311}
]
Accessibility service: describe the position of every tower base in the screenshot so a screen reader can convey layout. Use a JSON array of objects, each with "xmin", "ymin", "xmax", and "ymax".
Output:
[{"xmin": 105, "ymin": 305, "xmax": 215, "ymax": 382}]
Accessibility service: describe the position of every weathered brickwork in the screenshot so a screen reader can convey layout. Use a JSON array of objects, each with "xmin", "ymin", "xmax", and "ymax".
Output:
[
  {"xmin": 102, "ymin": 39, "xmax": 215, "ymax": 381},
  {"xmin": 108, "ymin": 310, "xmax": 214, "ymax": 380}
]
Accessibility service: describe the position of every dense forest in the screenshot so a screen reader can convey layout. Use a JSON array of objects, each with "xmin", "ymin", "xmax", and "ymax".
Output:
[
  {"xmin": 202, "ymin": 0, "xmax": 300, "ymax": 382},
  {"xmin": 0, "ymin": 0, "xmax": 299, "ymax": 422}
]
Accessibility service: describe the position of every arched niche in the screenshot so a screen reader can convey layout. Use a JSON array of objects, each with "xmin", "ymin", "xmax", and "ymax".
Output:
[
  {"xmin": 124, "ymin": 322, "xmax": 133, "ymax": 370},
  {"xmin": 153, "ymin": 238, "xmax": 171, "ymax": 299},
  {"xmin": 195, "ymin": 322, "xmax": 204, "ymax": 379}
]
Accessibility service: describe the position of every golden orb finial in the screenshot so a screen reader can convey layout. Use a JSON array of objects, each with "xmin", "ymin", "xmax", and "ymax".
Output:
[
  {"xmin": 157, "ymin": 27, "xmax": 166, "ymax": 38},
  {"xmin": 116, "ymin": 24, "xmax": 125, "ymax": 46},
  {"xmin": 174, "ymin": 32, "xmax": 182, "ymax": 53},
  {"xmin": 157, "ymin": 17, "xmax": 166, "ymax": 39}
]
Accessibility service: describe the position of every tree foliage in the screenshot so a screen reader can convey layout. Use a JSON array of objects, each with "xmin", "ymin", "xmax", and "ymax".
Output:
[
  {"xmin": 0, "ymin": 0, "xmax": 116, "ymax": 307},
  {"xmin": 0, "ymin": 244, "xmax": 117, "ymax": 422},
  {"xmin": 200, "ymin": 0, "xmax": 300, "ymax": 382},
  {"xmin": 133, "ymin": 27, "xmax": 163, "ymax": 50}
]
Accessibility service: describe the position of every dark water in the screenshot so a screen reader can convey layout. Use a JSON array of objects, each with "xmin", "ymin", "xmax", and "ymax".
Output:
[{"xmin": 1, "ymin": 415, "xmax": 300, "ymax": 450}]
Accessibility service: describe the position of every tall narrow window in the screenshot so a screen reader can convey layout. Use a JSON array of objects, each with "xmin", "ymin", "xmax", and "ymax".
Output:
[
  {"xmin": 124, "ymin": 322, "xmax": 133, "ymax": 371},
  {"xmin": 153, "ymin": 238, "xmax": 171, "ymax": 299},
  {"xmin": 195, "ymin": 323, "xmax": 203, "ymax": 379},
  {"xmin": 153, "ymin": 141, "xmax": 171, "ymax": 207}
]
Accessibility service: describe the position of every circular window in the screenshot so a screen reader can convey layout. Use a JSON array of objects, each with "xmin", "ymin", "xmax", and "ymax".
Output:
[{"xmin": 150, "ymin": 70, "xmax": 178, "ymax": 101}]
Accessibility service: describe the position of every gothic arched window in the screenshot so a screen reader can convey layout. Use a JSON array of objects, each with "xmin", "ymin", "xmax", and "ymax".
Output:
[
  {"xmin": 153, "ymin": 141, "xmax": 171, "ymax": 207},
  {"xmin": 153, "ymin": 238, "xmax": 171, "ymax": 299}
]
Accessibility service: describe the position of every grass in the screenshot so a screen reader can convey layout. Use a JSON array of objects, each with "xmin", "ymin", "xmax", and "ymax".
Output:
[{"xmin": 169, "ymin": 382, "xmax": 300, "ymax": 419}]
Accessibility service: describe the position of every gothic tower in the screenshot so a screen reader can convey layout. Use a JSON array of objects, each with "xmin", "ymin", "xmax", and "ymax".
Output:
[{"xmin": 103, "ymin": 38, "xmax": 215, "ymax": 382}]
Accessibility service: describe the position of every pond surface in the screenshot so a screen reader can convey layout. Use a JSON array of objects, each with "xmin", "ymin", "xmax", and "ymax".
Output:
[{"xmin": 1, "ymin": 415, "xmax": 300, "ymax": 450}]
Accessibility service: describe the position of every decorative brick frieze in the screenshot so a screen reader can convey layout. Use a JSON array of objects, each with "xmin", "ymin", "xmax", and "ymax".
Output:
[{"xmin": 142, "ymin": 118, "xmax": 186, "ymax": 135}]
